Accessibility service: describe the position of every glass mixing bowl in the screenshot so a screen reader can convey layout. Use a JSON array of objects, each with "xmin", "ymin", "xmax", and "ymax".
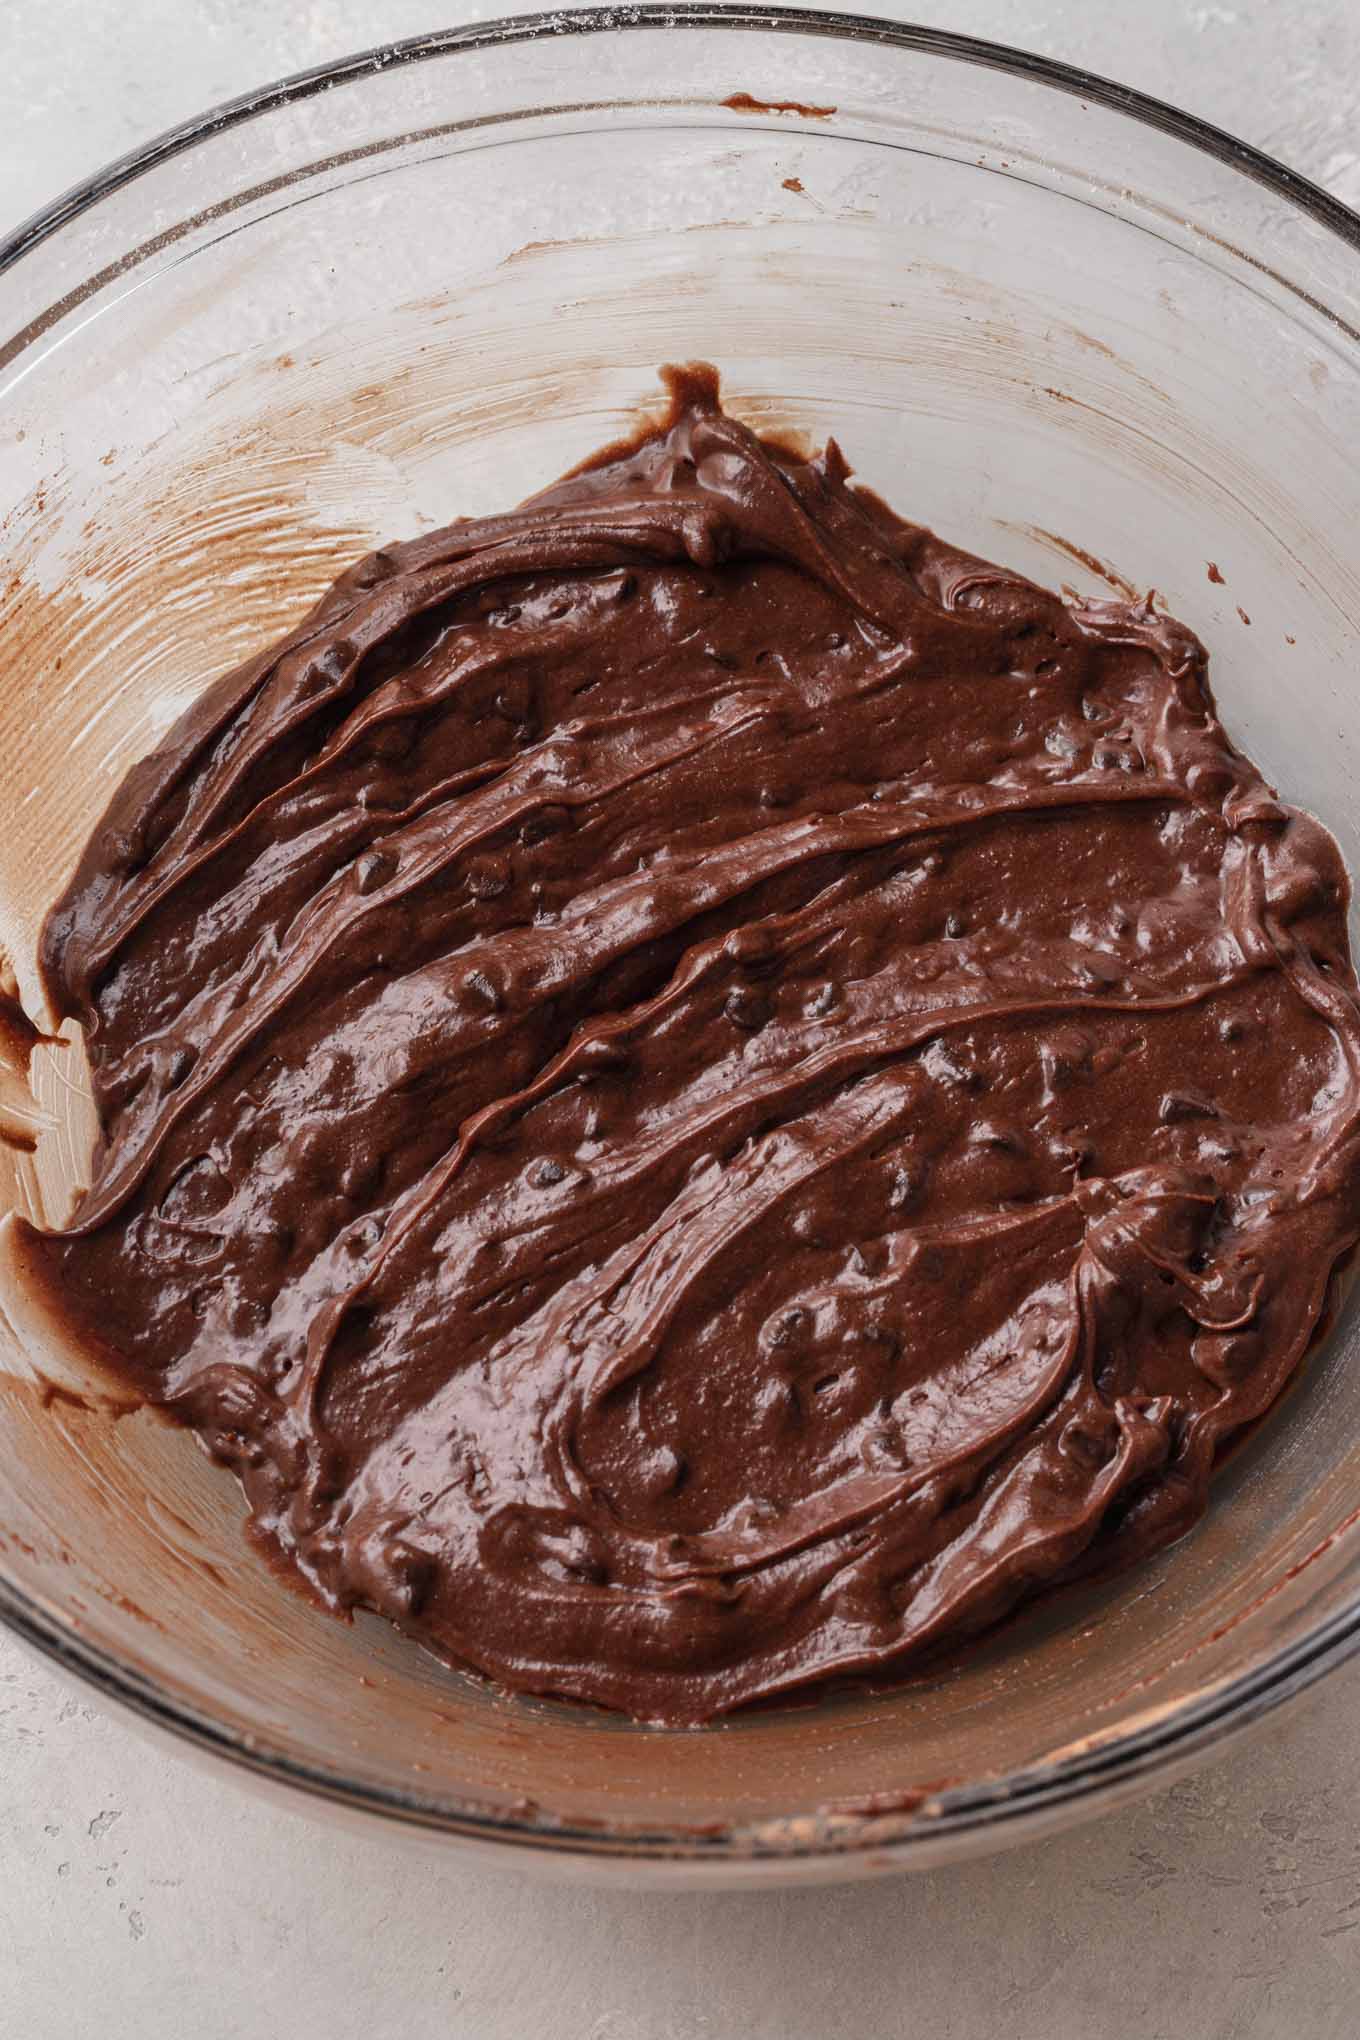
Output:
[{"xmin": 2, "ymin": 5, "xmax": 1360, "ymax": 1886}]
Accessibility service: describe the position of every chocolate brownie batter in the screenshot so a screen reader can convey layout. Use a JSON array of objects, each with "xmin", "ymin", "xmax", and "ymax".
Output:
[{"xmin": 22, "ymin": 368, "xmax": 1360, "ymax": 1723}]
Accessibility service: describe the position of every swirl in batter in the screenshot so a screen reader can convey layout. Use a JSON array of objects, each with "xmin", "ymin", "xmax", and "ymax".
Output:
[{"xmin": 23, "ymin": 367, "xmax": 1360, "ymax": 1722}]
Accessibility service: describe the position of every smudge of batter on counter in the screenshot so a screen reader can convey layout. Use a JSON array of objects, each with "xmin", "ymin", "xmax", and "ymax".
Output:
[
  {"xmin": 0, "ymin": 968, "xmax": 47, "ymax": 1078},
  {"xmin": 1018, "ymin": 527, "xmax": 1140, "ymax": 603},
  {"xmin": 723, "ymin": 92, "xmax": 836, "ymax": 118},
  {"xmin": 0, "ymin": 957, "xmax": 60, "ymax": 1154},
  {"xmin": 20, "ymin": 364, "xmax": 1360, "ymax": 1724}
]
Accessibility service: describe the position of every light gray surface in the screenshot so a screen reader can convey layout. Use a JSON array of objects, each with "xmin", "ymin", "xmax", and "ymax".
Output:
[{"xmin": 4, "ymin": 4, "xmax": 1360, "ymax": 2036}]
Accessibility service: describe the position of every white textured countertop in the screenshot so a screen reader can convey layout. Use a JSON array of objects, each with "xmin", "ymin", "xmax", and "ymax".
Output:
[{"xmin": 4, "ymin": 6, "xmax": 1360, "ymax": 2036}]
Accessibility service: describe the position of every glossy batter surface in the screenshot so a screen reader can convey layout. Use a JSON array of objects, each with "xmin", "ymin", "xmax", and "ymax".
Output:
[{"xmin": 25, "ymin": 370, "xmax": 1360, "ymax": 1722}]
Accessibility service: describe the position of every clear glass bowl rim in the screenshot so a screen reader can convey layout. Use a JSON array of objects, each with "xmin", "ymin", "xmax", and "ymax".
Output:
[{"xmin": 3, "ymin": 1, "xmax": 1360, "ymax": 1867}]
